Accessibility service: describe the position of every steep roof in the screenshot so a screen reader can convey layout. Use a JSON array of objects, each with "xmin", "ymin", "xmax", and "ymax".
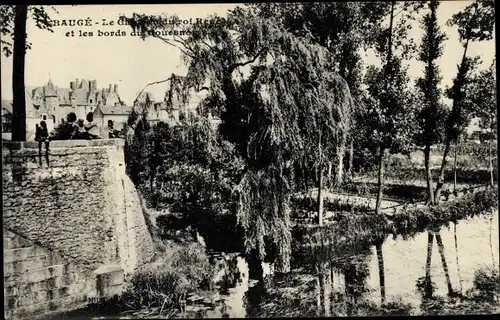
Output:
[
  {"xmin": 2, "ymin": 100, "xmax": 13, "ymax": 114},
  {"xmin": 3, "ymin": 91, "xmax": 42, "ymax": 119},
  {"xmin": 95, "ymin": 105, "xmax": 133, "ymax": 115}
]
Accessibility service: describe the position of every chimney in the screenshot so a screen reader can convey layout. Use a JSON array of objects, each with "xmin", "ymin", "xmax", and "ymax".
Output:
[
  {"xmin": 91, "ymin": 80, "xmax": 97, "ymax": 91},
  {"xmin": 75, "ymin": 78, "xmax": 80, "ymax": 89},
  {"xmin": 109, "ymin": 84, "xmax": 113, "ymax": 92},
  {"xmin": 114, "ymin": 84, "xmax": 118, "ymax": 94}
]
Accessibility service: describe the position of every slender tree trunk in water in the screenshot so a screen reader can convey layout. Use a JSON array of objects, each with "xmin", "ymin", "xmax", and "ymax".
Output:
[
  {"xmin": 376, "ymin": 243, "xmax": 386, "ymax": 303},
  {"xmin": 375, "ymin": 146, "xmax": 387, "ymax": 215},
  {"xmin": 435, "ymin": 233, "xmax": 453, "ymax": 295},
  {"xmin": 323, "ymin": 268, "xmax": 331, "ymax": 317},
  {"xmin": 335, "ymin": 132, "xmax": 346, "ymax": 186},
  {"xmin": 12, "ymin": 5, "xmax": 28, "ymax": 141},
  {"xmin": 327, "ymin": 162, "xmax": 333, "ymax": 188},
  {"xmin": 247, "ymin": 250, "xmax": 264, "ymax": 281},
  {"xmin": 434, "ymin": 138, "xmax": 451, "ymax": 204},
  {"xmin": 453, "ymin": 141, "xmax": 458, "ymax": 193},
  {"xmin": 317, "ymin": 131, "xmax": 324, "ymax": 226},
  {"xmin": 489, "ymin": 135, "xmax": 494, "ymax": 187},
  {"xmin": 489, "ymin": 214, "xmax": 496, "ymax": 269},
  {"xmin": 330, "ymin": 266, "xmax": 335, "ymax": 308},
  {"xmin": 317, "ymin": 168, "xmax": 324, "ymax": 227},
  {"xmin": 454, "ymin": 222, "xmax": 463, "ymax": 294},
  {"xmin": 425, "ymin": 232, "xmax": 434, "ymax": 298},
  {"xmin": 316, "ymin": 272, "xmax": 322, "ymax": 316},
  {"xmin": 424, "ymin": 144, "xmax": 435, "ymax": 205},
  {"xmin": 347, "ymin": 138, "xmax": 354, "ymax": 178}
]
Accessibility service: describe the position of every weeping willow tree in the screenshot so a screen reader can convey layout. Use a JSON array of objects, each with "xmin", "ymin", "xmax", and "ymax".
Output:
[{"xmin": 123, "ymin": 7, "xmax": 354, "ymax": 272}]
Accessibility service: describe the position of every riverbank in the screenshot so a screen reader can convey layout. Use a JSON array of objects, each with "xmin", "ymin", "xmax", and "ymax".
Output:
[
  {"xmin": 293, "ymin": 187, "xmax": 498, "ymax": 250},
  {"xmin": 62, "ymin": 187, "xmax": 497, "ymax": 319}
]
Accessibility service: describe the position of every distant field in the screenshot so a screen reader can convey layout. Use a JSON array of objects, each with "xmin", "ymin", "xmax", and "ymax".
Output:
[{"xmin": 387, "ymin": 142, "xmax": 498, "ymax": 171}]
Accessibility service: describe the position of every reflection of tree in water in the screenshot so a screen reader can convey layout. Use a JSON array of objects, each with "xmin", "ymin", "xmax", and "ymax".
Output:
[
  {"xmin": 214, "ymin": 255, "xmax": 242, "ymax": 294},
  {"xmin": 244, "ymin": 280, "xmax": 266, "ymax": 318},
  {"xmin": 295, "ymin": 239, "xmax": 373, "ymax": 316},
  {"xmin": 413, "ymin": 228, "xmax": 499, "ymax": 315}
]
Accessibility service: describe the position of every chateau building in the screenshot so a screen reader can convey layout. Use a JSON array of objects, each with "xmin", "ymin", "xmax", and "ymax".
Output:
[{"xmin": 24, "ymin": 78, "xmax": 124, "ymax": 137}]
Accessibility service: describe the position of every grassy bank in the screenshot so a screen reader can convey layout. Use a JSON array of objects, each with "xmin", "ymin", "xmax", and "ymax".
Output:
[
  {"xmin": 86, "ymin": 240, "xmax": 214, "ymax": 318},
  {"xmin": 294, "ymin": 188, "xmax": 498, "ymax": 250}
]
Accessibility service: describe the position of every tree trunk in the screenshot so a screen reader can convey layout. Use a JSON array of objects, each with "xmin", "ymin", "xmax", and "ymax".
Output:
[
  {"xmin": 376, "ymin": 243, "xmax": 386, "ymax": 304},
  {"xmin": 317, "ymin": 131, "xmax": 324, "ymax": 226},
  {"xmin": 323, "ymin": 268, "xmax": 331, "ymax": 317},
  {"xmin": 454, "ymin": 222, "xmax": 463, "ymax": 294},
  {"xmin": 347, "ymin": 138, "xmax": 354, "ymax": 178},
  {"xmin": 375, "ymin": 146, "xmax": 387, "ymax": 215},
  {"xmin": 12, "ymin": 5, "xmax": 28, "ymax": 142},
  {"xmin": 489, "ymin": 214, "xmax": 496, "ymax": 269},
  {"xmin": 424, "ymin": 144, "xmax": 435, "ymax": 205},
  {"xmin": 318, "ymin": 167, "xmax": 324, "ymax": 227},
  {"xmin": 327, "ymin": 162, "xmax": 333, "ymax": 188},
  {"xmin": 453, "ymin": 141, "xmax": 458, "ymax": 192},
  {"xmin": 335, "ymin": 132, "xmax": 346, "ymax": 186},
  {"xmin": 425, "ymin": 232, "xmax": 434, "ymax": 298},
  {"xmin": 434, "ymin": 138, "xmax": 451, "ymax": 204},
  {"xmin": 316, "ymin": 271, "xmax": 322, "ymax": 316},
  {"xmin": 435, "ymin": 232, "xmax": 453, "ymax": 295},
  {"xmin": 488, "ymin": 134, "xmax": 494, "ymax": 187}
]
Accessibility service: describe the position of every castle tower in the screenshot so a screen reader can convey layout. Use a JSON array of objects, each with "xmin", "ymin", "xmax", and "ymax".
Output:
[{"xmin": 44, "ymin": 79, "xmax": 59, "ymax": 128}]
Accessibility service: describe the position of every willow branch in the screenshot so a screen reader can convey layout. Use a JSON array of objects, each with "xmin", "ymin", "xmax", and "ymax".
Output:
[
  {"xmin": 228, "ymin": 47, "xmax": 267, "ymax": 73},
  {"xmin": 172, "ymin": 34, "xmax": 196, "ymax": 55},
  {"xmin": 154, "ymin": 34, "xmax": 195, "ymax": 59},
  {"xmin": 133, "ymin": 77, "xmax": 176, "ymax": 105},
  {"xmin": 201, "ymin": 39, "xmax": 216, "ymax": 51}
]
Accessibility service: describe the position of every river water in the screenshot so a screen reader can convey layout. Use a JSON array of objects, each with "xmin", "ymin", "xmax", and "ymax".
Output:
[
  {"xmin": 65, "ymin": 209, "xmax": 499, "ymax": 318},
  {"xmin": 183, "ymin": 209, "xmax": 499, "ymax": 317}
]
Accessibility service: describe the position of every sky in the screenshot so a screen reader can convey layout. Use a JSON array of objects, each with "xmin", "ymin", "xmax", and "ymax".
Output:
[{"xmin": 0, "ymin": 2, "xmax": 495, "ymax": 106}]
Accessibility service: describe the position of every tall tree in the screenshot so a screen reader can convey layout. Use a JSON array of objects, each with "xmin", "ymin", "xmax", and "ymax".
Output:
[
  {"xmin": 247, "ymin": 2, "xmax": 386, "ymax": 186},
  {"xmin": 434, "ymin": 0, "xmax": 495, "ymax": 202},
  {"xmin": 364, "ymin": 0, "xmax": 423, "ymax": 215},
  {"xmin": 469, "ymin": 59, "xmax": 497, "ymax": 187},
  {"xmin": 415, "ymin": 0, "xmax": 448, "ymax": 205},
  {"xmin": 1, "ymin": 5, "xmax": 56, "ymax": 141},
  {"xmin": 123, "ymin": 8, "xmax": 354, "ymax": 271}
]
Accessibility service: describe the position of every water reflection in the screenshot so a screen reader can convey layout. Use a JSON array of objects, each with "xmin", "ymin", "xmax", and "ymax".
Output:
[
  {"xmin": 454, "ymin": 222, "xmax": 464, "ymax": 294},
  {"xmin": 376, "ymin": 243, "xmax": 386, "ymax": 304},
  {"xmin": 187, "ymin": 210, "xmax": 499, "ymax": 317}
]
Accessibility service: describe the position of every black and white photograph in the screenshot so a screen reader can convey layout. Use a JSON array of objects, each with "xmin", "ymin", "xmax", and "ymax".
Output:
[{"xmin": 1, "ymin": 2, "xmax": 498, "ymax": 318}]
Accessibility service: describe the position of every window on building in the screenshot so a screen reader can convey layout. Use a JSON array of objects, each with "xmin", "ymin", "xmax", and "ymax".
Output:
[
  {"xmin": 90, "ymin": 99, "xmax": 93, "ymax": 104},
  {"xmin": 43, "ymin": 115, "xmax": 47, "ymax": 120}
]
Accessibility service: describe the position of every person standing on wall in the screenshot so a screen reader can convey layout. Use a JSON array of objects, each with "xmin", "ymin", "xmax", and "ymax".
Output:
[{"xmin": 34, "ymin": 120, "xmax": 50, "ymax": 166}]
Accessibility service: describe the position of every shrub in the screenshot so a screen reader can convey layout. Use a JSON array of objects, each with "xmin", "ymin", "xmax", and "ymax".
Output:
[{"xmin": 117, "ymin": 241, "xmax": 214, "ymax": 314}]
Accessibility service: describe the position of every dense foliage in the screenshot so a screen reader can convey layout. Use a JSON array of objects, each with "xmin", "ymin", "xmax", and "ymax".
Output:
[{"xmin": 121, "ymin": 0, "xmax": 496, "ymax": 276}]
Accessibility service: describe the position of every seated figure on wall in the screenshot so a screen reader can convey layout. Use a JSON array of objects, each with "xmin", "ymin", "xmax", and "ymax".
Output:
[
  {"xmin": 35, "ymin": 121, "xmax": 51, "ymax": 151},
  {"xmin": 84, "ymin": 112, "xmax": 100, "ymax": 139},
  {"xmin": 73, "ymin": 119, "xmax": 88, "ymax": 140},
  {"xmin": 106, "ymin": 120, "xmax": 123, "ymax": 138}
]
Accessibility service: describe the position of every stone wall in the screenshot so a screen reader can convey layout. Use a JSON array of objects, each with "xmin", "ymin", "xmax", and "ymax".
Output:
[
  {"xmin": 3, "ymin": 230, "xmax": 106, "ymax": 319},
  {"xmin": 2, "ymin": 139, "xmax": 154, "ymax": 319}
]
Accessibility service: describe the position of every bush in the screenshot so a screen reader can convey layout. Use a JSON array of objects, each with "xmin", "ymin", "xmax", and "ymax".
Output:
[{"xmin": 117, "ymin": 241, "xmax": 214, "ymax": 314}]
